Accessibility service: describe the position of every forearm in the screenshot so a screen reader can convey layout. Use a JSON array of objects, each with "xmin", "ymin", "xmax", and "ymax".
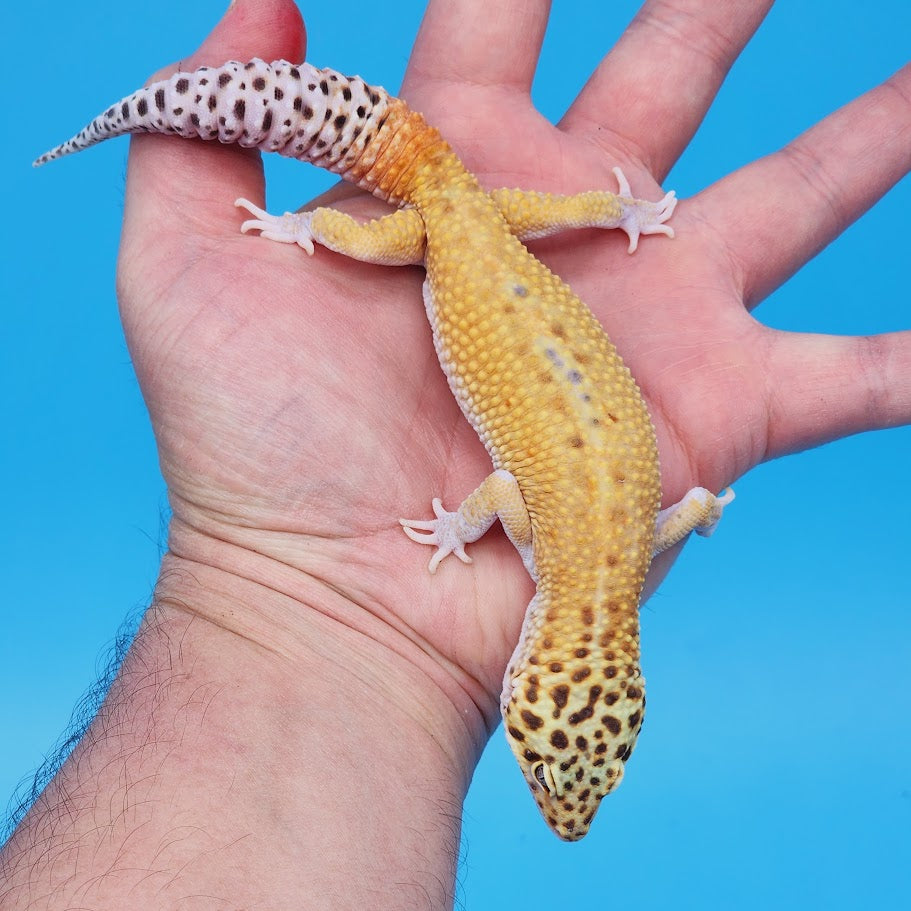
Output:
[{"xmin": 0, "ymin": 552, "xmax": 480, "ymax": 910}]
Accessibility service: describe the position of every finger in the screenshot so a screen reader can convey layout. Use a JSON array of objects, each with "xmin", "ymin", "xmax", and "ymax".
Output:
[
  {"xmin": 403, "ymin": 0, "xmax": 549, "ymax": 98},
  {"xmin": 701, "ymin": 62, "xmax": 911, "ymax": 309},
  {"xmin": 122, "ymin": 0, "xmax": 305, "ymax": 245},
  {"xmin": 764, "ymin": 329, "xmax": 911, "ymax": 461},
  {"xmin": 561, "ymin": 0, "xmax": 772, "ymax": 179}
]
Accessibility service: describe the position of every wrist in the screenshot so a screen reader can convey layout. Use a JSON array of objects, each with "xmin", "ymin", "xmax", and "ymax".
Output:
[{"xmin": 159, "ymin": 517, "xmax": 488, "ymax": 773}]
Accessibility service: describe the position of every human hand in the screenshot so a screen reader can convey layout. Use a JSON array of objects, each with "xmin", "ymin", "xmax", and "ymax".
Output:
[{"xmin": 118, "ymin": 0, "xmax": 910, "ymax": 729}]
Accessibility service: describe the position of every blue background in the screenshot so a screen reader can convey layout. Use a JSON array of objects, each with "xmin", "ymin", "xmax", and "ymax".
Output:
[{"xmin": 4, "ymin": 1, "xmax": 909, "ymax": 908}]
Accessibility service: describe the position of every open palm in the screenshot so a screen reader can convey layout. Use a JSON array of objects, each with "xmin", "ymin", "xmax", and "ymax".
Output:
[{"xmin": 117, "ymin": 0, "xmax": 910, "ymax": 715}]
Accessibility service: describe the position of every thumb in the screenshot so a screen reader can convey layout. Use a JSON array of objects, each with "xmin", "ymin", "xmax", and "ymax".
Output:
[{"xmin": 122, "ymin": 0, "xmax": 306, "ymax": 248}]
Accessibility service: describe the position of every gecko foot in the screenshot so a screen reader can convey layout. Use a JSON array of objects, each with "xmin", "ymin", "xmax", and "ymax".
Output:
[
  {"xmin": 611, "ymin": 166, "xmax": 677, "ymax": 254},
  {"xmin": 399, "ymin": 498, "xmax": 473, "ymax": 574},
  {"xmin": 653, "ymin": 486, "xmax": 735, "ymax": 555},
  {"xmin": 235, "ymin": 198, "xmax": 316, "ymax": 253}
]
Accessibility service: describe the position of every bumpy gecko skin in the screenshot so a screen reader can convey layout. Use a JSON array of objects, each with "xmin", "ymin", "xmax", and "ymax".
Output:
[{"xmin": 35, "ymin": 57, "xmax": 733, "ymax": 841}]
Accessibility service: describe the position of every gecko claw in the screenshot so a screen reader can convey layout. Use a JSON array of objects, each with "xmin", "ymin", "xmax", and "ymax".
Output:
[
  {"xmin": 400, "ymin": 498, "xmax": 474, "ymax": 573},
  {"xmin": 235, "ymin": 198, "xmax": 316, "ymax": 253},
  {"xmin": 611, "ymin": 167, "xmax": 677, "ymax": 253}
]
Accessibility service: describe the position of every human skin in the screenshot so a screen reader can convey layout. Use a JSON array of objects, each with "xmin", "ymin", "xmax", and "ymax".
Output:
[{"xmin": 2, "ymin": 0, "xmax": 909, "ymax": 907}]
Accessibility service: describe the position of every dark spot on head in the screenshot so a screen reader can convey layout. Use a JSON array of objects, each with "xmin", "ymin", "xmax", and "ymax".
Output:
[
  {"xmin": 569, "ymin": 436, "xmax": 584, "ymax": 448},
  {"xmin": 524, "ymin": 748, "xmax": 541, "ymax": 762},
  {"xmin": 218, "ymin": 72, "xmax": 232, "ymax": 88},
  {"xmin": 549, "ymin": 662, "xmax": 563, "ymax": 673},
  {"xmin": 550, "ymin": 685, "xmax": 570, "ymax": 709},
  {"xmin": 605, "ymin": 691, "xmax": 620, "ymax": 706},
  {"xmin": 602, "ymin": 715, "xmax": 622, "ymax": 735},
  {"xmin": 525, "ymin": 685, "xmax": 538, "ymax": 703},
  {"xmin": 289, "ymin": 66, "xmax": 300, "ymax": 79},
  {"xmin": 320, "ymin": 79, "xmax": 329, "ymax": 95},
  {"xmin": 568, "ymin": 706, "xmax": 594, "ymax": 725},
  {"xmin": 175, "ymin": 78, "xmax": 190, "ymax": 95},
  {"xmin": 575, "ymin": 648, "xmax": 590, "ymax": 659},
  {"xmin": 571, "ymin": 667, "xmax": 591, "ymax": 683},
  {"xmin": 605, "ymin": 666, "xmax": 618, "ymax": 679},
  {"xmin": 520, "ymin": 710, "xmax": 544, "ymax": 731},
  {"xmin": 595, "ymin": 743, "xmax": 608, "ymax": 754},
  {"xmin": 356, "ymin": 105, "xmax": 366, "ymax": 118},
  {"xmin": 581, "ymin": 606, "xmax": 594, "ymax": 626},
  {"xmin": 550, "ymin": 730, "xmax": 569, "ymax": 749},
  {"xmin": 252, "ymin": 76, "xmax": 266, "ymax": 91},
  {"xmin": 334, "ymin": 114, "xmax": 348, "ymax": 129},
  {"xmin": 507, "ymin": 725, "xmax": 525, "ymax": 742},
  {"xmin": 233, "ymin": 99, "xmax": 245, "ymax": 120},
  {"xmin": 342, "ymin": 86, "xmax": 352, "ymax": 101}
]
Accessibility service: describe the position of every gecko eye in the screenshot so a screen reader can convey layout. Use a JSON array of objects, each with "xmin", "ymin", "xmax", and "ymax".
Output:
[{"xmin": 531, "ymin": 760, "xmax": 556, "ymax": 796}]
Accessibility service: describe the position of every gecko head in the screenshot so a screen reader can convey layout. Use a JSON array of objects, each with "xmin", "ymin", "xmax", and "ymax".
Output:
[{"xmin": 502, "ymin": 670, "xmax": 646, "ymax": 841}]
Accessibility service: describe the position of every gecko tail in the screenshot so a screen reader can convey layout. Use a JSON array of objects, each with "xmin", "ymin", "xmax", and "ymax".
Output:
[{"xmin": 33, "ymin": 58, "xmax": 391, "ymax": 170}]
